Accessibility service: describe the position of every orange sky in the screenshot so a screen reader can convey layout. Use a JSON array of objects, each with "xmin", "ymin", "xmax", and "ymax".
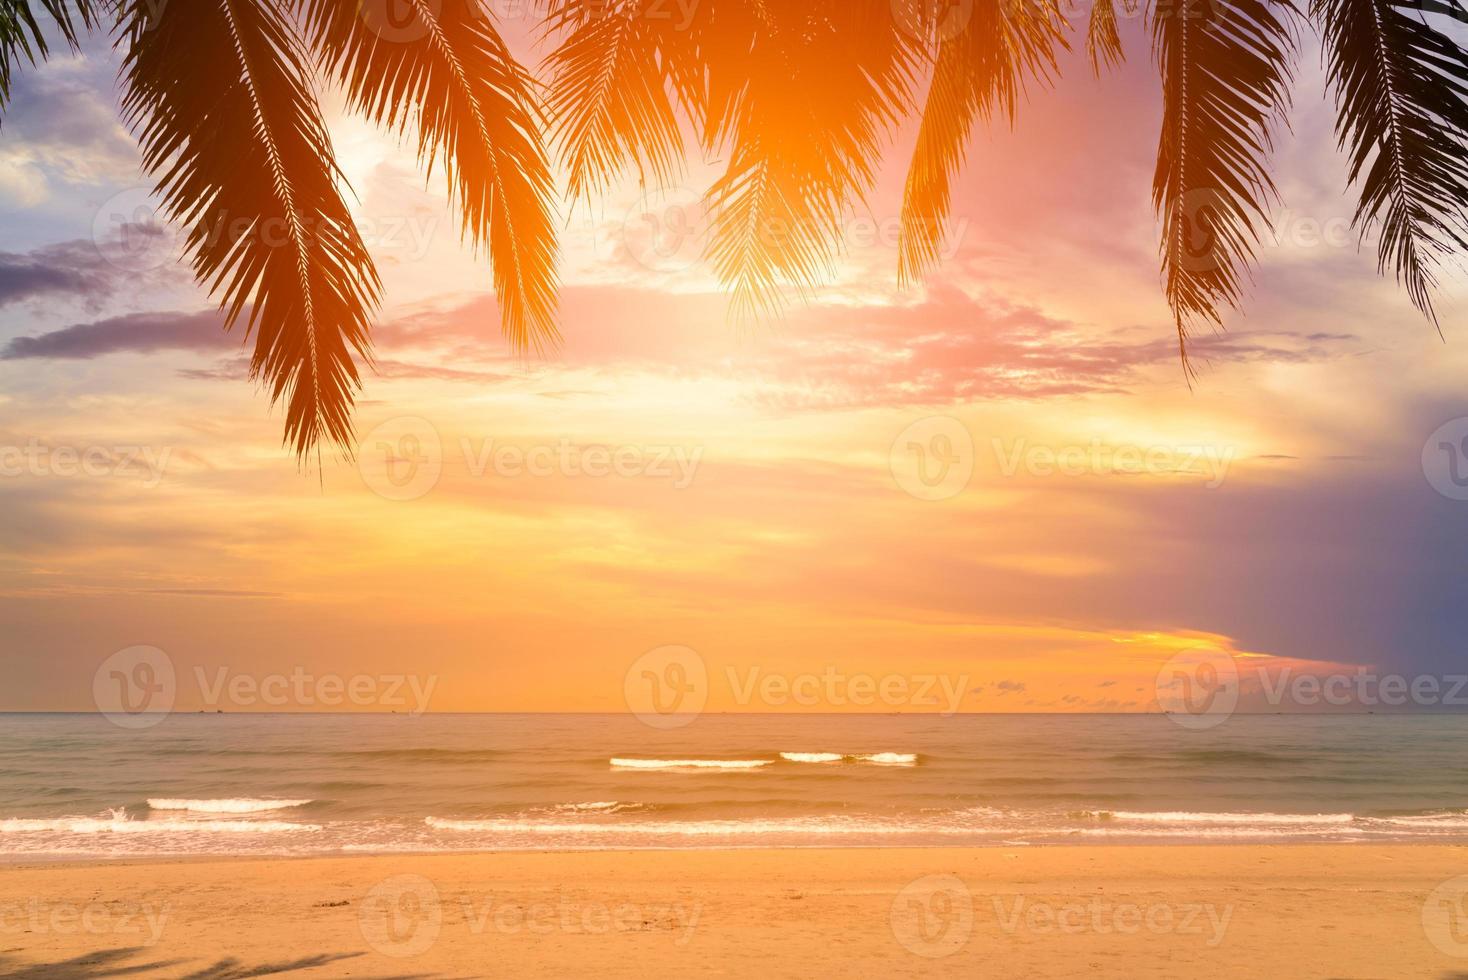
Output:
[{"xmin": 1, "ymin": 19, "xmax": 1466, "ymax": 714}]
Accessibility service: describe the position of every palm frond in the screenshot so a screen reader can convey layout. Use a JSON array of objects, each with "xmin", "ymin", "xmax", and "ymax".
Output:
[
  {"xmin": 301, "ymin": 0, "xmax": 560, "ymax": 354},
  {"xmin": 899, "ymin": 0, "xmax": 1068, "ymax": 283},
  {"xmin": 1153, "ymin": 0, "xmax": 1297, "ymax": 355},
  {"xmin": 120, "ymin": 0, "xmax": 380, "ymax": 459},
  {"xmin": 1312, "ymin": 0, "xmax": 1468, "ymax": 325},
  {"xmin": 705, "ymin": 0, "xmax": 922, "ymax": 317},
  {"xmin": 541, "ymin": 0, "xmax": 687, "ymax": 203},
  {"xmin": 1087, "ymin": 0, "xmax": 1128, "ymax": 74}
]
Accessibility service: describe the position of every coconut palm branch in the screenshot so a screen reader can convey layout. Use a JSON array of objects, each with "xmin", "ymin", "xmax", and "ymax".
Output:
[
  {"xmin": 898, "ymin": 0, "xmax": 1069, "ymax": 284},
  {"xmin": 1, "ymin": 0, "xmax": 559, "ymax": 459},
  {"xmin": 1087, "ymin": 0, "xmax": 1132, "ymax": 74},
  {"xmin": 301, "ymin": 0, "xmax": 560, "ymax": 353},
  {"xmin": 1, "ymin": 0, "xmax": 1466, "ymax": 456},
  {"xmin": 540, "ymin": 0, "xmax": 689, "ymax": 203},
  {"xmin": 1312, "ymin": 0, "xmax": 1468, "ymax": 325},
  {"xmin": 1153, "ymin": 0, "xmax": 1297, "ymax": 355},
  {"xmin": 705, "ymin": 1, "xmax": 922, "ymax": 316},
  {"xmin": 543, "ymin": 0, "xmax": 923, "ymax": 317},
  {"xmin": 119, "ymin": 0, "xmax": 380, "ymax": 458}
]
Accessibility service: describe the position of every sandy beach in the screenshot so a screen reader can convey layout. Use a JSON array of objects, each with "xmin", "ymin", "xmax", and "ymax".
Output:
[{"xmin": 0, "ymin": 845, "xmax": 1464, "ymax": 978}]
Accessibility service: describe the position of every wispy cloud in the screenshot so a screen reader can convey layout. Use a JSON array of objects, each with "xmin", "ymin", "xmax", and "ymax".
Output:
[
  {"xmin": 0, "ymin": 58, "xmax": 140, "ymax": 203},
  {"xmin": 0, "ymin": 238, "xmax": 133, "ymax": 310},
  {"xmin": 1, "ymin": 309, "xmax": 231, "ymax": 360}
]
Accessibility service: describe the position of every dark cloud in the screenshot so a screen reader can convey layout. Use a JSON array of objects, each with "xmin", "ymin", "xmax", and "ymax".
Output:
[
  {"xmin": 0, "ymin": 227, "xmax": 194, "ymax": 313},
  {"xmin": 1, "ymin": 310, "xmax": 233, "ymax": 360},
  {"xmin": 0, "ymin": 239, "xmax": 124, "ymax": 308}
]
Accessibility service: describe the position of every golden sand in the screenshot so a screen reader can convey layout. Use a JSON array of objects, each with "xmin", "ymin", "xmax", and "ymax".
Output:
[{"xmin": 2, "ymin": 845, "xmax": 1466, "ymax": 977}]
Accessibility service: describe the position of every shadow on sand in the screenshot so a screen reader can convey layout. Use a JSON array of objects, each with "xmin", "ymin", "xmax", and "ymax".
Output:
[{"xmin": 0, "ymin": 947, "xmax": 461, "ymax": 979}]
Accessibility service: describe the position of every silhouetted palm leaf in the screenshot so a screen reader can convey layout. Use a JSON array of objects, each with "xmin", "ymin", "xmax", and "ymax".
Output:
[
  {"xmin": 704, "ymin": 0, "xmax": 922, "ymax": 316},
  {"xmin": 1152, "ymin": 0, "xmax": 1297, "ymax": 355},
  {"xmin": 1, "ymin": 0, "xmax": 1465, "ymax": 454},
  {"xmin": 1313, "ymin": 0, "xmax": 1468, "ymax": 325},
  {"xmin": 120, "ymin": 0, "xmax": 380, "ymax": 458},
  {"xmin": 541, "ymin": 0, "xmax": 688, "ymax": 202},
  {"xmin": 899, "ymin": 0, "xmax": 1067, "ymax": 284},
  {"xmin": 302, "ymin": 0, "xmax": 560, "ymax": 353},
  {"xmin": 543, "ymin": 0, "xmax": 921, "ymax": 316},
  {"xmin": 1087, "ymin": 0, "xmax": 1131, "ymax": 74}
]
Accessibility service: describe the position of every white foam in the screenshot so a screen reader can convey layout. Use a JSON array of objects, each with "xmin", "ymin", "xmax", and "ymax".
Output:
[
  {"xmin": 855, "ymin": 753, "xmax": 917, "ymax": 765},
  {"xmin": 609, "ymin": 758, "xmax": 771, "ymax": 770},
  {"xmin": 1072, "ymin": 826, "xmax": 1345, "ymax": 839},
  {"xmin": 1109, "ymin": 811, "xmax": 1354, "ymax": 826},
  {"xmin": 0, "ymin": 811, "xmax": 320, "ymax": 835},
  {"xmin": 427, "ymin": 816, "xmax": 939, "ymax": 836},
  {"xmin": 551, "ymin": 801, "xmax": 640, "ymax": 813},
  {"xmin": 147, "ymin": 798, "xmax": 311, "ymax": 814},
  {"xmin": 1374, "ymin": 813, "xmax": 1468, "ymax": 829},
  {"xmin": 780, "ymin": 752, "xmax": 844, "ymax": 763}
]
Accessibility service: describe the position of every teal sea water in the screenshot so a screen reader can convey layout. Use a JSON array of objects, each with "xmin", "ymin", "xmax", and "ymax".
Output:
[{"xmin": 3, "ymin": 713, "xmax": 1468, "ymax": 858}]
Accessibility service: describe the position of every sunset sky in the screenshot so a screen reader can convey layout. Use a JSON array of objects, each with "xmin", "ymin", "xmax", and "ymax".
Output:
[{"xmin": 2, "ymin": 14, "xmax": 1465, "ymax": 714}]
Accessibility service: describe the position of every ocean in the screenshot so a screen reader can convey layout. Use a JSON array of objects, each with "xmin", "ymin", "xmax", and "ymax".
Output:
[{"xmin": 3, "ymin": 712, "xmax": 1468, "ymax": 858}]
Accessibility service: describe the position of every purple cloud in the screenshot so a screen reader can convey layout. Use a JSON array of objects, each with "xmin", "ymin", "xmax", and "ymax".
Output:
[{"xmin": 1, "ymin": 310, "xmax": 233, "ymax": 360}]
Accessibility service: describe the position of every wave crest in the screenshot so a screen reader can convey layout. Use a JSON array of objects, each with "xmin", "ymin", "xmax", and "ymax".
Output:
[
  {"xmin": 609, "ymin": 758, "xmax": 771, "ymax": 770},
  {"xmin": 147, "ymin": 798, "xmax": 311, "ymax": 814},
  {"xmin": 1, "ymin": 809, "xmax": 321, "ymax": 835}
]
